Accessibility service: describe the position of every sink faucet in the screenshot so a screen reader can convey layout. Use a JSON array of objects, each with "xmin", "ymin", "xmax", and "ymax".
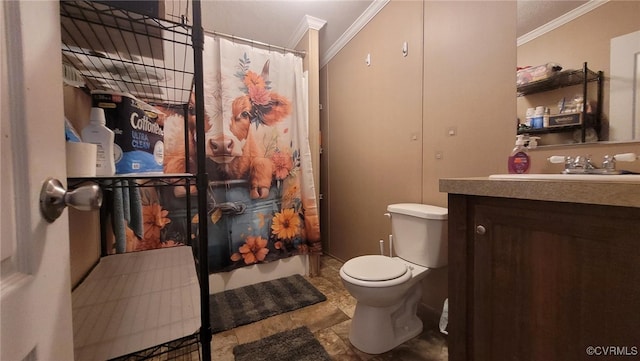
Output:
[
  {"xmin": 548, "ymin": 153, "xmax": 638, "ymax": 174},
  {"xmin": 571, "ymin": 155, "xmax": 596, "ymax": 170}
]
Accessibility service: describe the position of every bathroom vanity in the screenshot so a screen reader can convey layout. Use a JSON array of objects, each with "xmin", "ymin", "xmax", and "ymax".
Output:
[{"xmin": 440, "ymin": 177, "xmax": 640, "ymax": 361}]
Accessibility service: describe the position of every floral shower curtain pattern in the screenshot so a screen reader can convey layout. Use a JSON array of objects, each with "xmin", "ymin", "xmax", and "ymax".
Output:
[{"xmin": 199, "ymin": 36, "xmax": 320, "ymax": 273}]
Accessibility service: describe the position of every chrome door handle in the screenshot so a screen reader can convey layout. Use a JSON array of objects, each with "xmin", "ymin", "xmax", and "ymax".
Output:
[{"xmin": 40, "ymin": 178, "xmax": 102, "ymax": 223}]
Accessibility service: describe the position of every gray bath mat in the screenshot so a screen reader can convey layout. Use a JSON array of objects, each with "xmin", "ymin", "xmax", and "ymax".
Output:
[
  {"xmin": 210, "ymin": 274, "xmax": 326, "ymax": 333},
  {"xmin": 233, "ymin": 326, "xmax": 331, "ymax": 361}
]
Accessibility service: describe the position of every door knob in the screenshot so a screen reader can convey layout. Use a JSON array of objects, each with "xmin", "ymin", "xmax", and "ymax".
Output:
[
  {"xmin": 476, "ymin": 225, "xmax": 486, "ymax": 235},
  {"xmin": 40, "ymin": 178, "xmax": 102, "ymax": 223}
]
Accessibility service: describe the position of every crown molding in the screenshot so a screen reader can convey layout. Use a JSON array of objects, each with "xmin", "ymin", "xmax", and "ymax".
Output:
[
  {"xmin": 288, "ymin": 15, "xmax": 327, "ymax": 49},
  {"xmin": 517, "ymin": 0, "xmax": 609, "ymax": 47},
  {"xmin": 306, "ymin": 15, "xmax": 328, "ymax": 31},
  {"xmin": 320, "ymin": 0, "xmax": 390, "ymax": 67}
]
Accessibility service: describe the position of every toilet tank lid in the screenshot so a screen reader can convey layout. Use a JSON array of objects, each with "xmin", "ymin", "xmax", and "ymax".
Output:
[{"xmin": 387, "ymin": 203, "xmax": 448, "ymax": 220}]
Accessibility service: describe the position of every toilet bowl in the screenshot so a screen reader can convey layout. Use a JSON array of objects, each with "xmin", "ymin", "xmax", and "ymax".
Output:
[
  {"xmin": 340, "ymin": 255, "xmax": 429, "ymax": 354},
  {"xmin": 339, "ymin": 203, "xmax": 448, "ymax": 354}
]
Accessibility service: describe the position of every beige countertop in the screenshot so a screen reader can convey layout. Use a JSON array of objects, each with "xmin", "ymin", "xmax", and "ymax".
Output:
[{"xmin": 440, "ymin": 177, "xmax": 640, "ymax": 208}]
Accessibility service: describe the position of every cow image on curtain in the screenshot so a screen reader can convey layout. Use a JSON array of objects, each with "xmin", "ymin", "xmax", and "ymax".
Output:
[{"xmin": 160, "ymin": 36, "xmax": 319, "ymax": 273}]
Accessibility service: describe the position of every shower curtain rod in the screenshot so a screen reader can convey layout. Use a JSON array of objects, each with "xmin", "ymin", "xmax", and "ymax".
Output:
[{"xmin": 203, "ymin": 29, "xmax": 306, "ymax": 58}]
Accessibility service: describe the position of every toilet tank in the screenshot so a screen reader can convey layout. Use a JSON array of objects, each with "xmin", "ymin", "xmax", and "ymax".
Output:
[{"xmin": 387, "ymin": 203, "xmax": 448, "ymax": 268}]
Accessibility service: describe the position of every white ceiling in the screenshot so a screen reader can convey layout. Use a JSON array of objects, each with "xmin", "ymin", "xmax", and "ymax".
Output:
[
  {"xmin": 199, "ymin": 0, "xmax": 589, "ymax": 64},
  {"xmin": 517, "ymin": 1, "xmax": 588, "ymax": 37}
]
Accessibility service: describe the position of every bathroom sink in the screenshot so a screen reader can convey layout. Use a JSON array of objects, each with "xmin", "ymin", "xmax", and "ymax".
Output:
[{"xmin": 489, "ymin": 173, "xmax": 640, "ymax": 182}]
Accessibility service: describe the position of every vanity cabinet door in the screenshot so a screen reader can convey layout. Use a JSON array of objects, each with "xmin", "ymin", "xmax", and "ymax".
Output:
[{"xmin": 449, "ymin": 195, "xmax": 640, "ymax": 361}]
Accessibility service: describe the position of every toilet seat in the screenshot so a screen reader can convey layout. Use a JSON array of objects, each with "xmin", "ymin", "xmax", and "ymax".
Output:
[
  {"xmin": 343, "ymin": 255, "xmax": 407, "ymax": 281},
  {"xmin": 341, "ymin": 255, "xmax": 412, "ymax": 287}
]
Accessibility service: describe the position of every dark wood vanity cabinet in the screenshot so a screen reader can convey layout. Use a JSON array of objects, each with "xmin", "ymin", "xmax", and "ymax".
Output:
[{"xmin": 448, "ymin": 194, "xmax": 640, "ymax": 361}]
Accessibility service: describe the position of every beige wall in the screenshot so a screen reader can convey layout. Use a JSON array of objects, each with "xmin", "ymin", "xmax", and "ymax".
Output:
[
  {"xmin": 517, "ymin": 0, "xmax": 640, "ymax": 145},
  {"xmin": 422, "ymin": 1, "xmax": 516, "ymax": 207},
  {"xmin": 321, "ymin": 0, "xmax": 425, "ymax": 261},
  {"xmin": 321, "ymin": 0, "xmax": 516, "ymax": 317}
]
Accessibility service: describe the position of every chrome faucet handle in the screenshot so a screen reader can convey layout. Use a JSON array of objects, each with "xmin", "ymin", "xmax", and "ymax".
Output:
[
  {"xmin": 584, "ymin": 154, "xmax": 597, "ymax": 170},
  {"xmin": 602, "ymin": 155, "xmax": 616, "ymax": 172},
  {"xmin": 572, "ymin": 156, "xmax": 587, "ymax": 169},
  {"xmin": 565, "ymin": 156, "xmax": 575, "ymax": 170}
]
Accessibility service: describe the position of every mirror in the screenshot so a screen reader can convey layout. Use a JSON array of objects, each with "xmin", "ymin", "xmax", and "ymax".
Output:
[{"xmin": 516, "ymin": 1, "xmax": 640, "ymax": 145}]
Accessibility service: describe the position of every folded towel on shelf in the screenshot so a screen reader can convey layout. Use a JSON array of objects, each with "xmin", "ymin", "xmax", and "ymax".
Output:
[{"xmin": 111, "ymin": 179, "xmax": 143, "ymax": 253}]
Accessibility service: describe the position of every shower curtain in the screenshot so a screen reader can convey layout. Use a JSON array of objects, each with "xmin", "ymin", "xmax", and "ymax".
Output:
[{"xmin": 198, "ymin": 36, "xmax": 320, "ymax": 273}]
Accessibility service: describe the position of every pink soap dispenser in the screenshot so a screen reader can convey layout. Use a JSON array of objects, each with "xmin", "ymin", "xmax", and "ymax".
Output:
[{"xmin": 508, "ymin": 135, "xmax": 531, "ymax": 174}]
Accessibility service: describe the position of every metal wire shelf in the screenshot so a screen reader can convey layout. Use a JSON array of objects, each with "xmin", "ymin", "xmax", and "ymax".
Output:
[
  {"xmin": 67, "ymin": 173, "xmax": 196, "ymax": 189},
  {"xmin": 108, "ymin": 332, "xmax": 201, "ymax": 361},
  {"xmin": 517, "ymin": 67, "xmax": 601, "ymax": 97},
  {"xmin": 61, "ymin": 1, "xmax": 212, "ymax": 360},
  {"xmin": 60, "ymin": 1, "xmax": 194, "ymax": 105}
]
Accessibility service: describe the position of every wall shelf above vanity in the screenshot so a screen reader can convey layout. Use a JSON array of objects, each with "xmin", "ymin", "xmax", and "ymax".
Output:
[
  {"xmin": 517, "ymin": 66, "xmax": 601, "ymax": 97},
  {"xmin": 517, "ymin": 62, "xmax": 603, "ymax": 143}
]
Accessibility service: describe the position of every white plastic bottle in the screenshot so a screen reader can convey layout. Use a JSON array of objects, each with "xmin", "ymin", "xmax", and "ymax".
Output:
[
  {"xmin": 525, "ymin": 107, "xmax": 535, "ymax": 128},
  {"xmin": 81, "ymin": 107, "xmax": 116, "ymax": 176},
  {"xmin": 532, "ymin": 106, "xmax": 545, "ymax": 129}
]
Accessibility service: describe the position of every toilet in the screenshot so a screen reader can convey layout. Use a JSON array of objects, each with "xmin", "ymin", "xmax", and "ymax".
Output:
[{"xmin": 339, "ymin": 203, "xmax": 448, "ymax": 354}]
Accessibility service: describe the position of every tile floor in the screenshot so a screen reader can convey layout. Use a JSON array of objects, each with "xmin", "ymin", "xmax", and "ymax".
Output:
[{"xmin": 210, "ymin": 255, "xmax": 448, "ymax": 361}]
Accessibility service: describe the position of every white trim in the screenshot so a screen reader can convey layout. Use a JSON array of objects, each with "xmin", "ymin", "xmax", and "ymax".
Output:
[
  {"xmin": 609, "ymin": 30, "xmax": 640, "ymax": 141},
  {"xmin": 320, "ymin": 0, "xmax": 390, "ymax": 67},
  {"xmin": 306, "ymin": 14, "xmax": 328, "ymax": 31},
  {"xmin": 517, "ymin": 0, "xmax": 609, "ymax": 47},
  {"xmin": 287, "ymin": 15, "xmax": 327, "ymax": 49}
]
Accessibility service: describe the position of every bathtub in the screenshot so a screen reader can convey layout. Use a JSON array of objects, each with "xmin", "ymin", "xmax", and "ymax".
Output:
[{"xmin": 209, "ymin": 254, "xmax": 309, "ymax": 293}]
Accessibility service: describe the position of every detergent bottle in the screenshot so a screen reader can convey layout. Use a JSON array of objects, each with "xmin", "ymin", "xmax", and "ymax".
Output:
[
  {"xmin": 508, "ymin": 134, "xmax": 531, "ymax": 174},
  {"xmin": 82, "ymin": 107, "xmax": 116, "ymax": 176}
]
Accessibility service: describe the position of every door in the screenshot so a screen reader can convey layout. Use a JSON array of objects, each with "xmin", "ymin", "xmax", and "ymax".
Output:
[
  {"xmin": 609, "ymin": 30, "xmax": 640, "ymax": 141},
  {"xmin": 470, "ymin": 197, "xmax": 640, "ymax": 360},
  {"xmin": 1, "ymin": 1, "xmax": 75, "ymax": 360}
]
